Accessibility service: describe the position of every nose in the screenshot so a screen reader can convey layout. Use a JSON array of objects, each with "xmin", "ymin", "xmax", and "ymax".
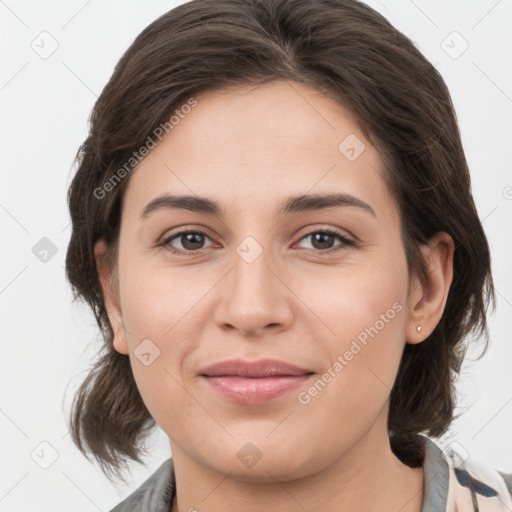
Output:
[{"xmin": 213, "ymin": 241, "xmax": 294, "ymax": 337}]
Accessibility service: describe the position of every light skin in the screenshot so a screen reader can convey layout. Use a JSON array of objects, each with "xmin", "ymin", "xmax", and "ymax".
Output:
[{"xmin": 95, "ymin": 80, "xmax": 454, "ymax": 512}]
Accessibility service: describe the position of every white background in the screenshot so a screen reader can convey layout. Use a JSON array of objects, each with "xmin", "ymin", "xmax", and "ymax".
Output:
[{"xmin": 1, "ymin": 0, "xmax": 511, "ymax": 510}]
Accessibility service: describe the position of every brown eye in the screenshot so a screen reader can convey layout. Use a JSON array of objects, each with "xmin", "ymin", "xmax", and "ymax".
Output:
[
  {"xmin": 296, "ymin": 229, "xmax": 354, "ymax": 253},
  {"xmin": 161, "ymin": 230, "xmax": 214, "ymax": 254},
  {"xmin": 159, "ymin": 227, "xmax": 355, "ymax": 257}
]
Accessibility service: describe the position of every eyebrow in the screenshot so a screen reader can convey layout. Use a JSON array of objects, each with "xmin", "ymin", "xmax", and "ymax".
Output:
[{"xmin": 140, "ymin": 192, "xmax": 377, "ymax": 219}]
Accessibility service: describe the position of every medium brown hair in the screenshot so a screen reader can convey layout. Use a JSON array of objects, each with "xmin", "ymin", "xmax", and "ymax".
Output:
[{"xmin": 65, "ymin": 0, "xmax": 495, "ymax": 483}]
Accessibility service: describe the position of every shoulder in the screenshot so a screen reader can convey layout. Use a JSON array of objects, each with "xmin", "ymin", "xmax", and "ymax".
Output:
[
  {"xmin": 498, "ymin": 470, "xmax": 512, "ymax": 497},
  {"xmin": 109, "ymin": 458, "xmax": 175, "ymax": 512},
  {"xmin": 421, "ymin": 435, "xmax": 512, "ymax": 511}
]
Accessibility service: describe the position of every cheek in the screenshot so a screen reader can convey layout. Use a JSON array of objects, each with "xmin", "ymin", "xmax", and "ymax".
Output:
[
  {"xmin": 119, "ymin": 255, "xmax": 213, "ymax": 339},
  {"xmin": 296, "ymin": 257, "xmax": 407, "ymax": 346},
  {"xmin": 296, "ymin": 256, "xmax": 408, "ymax": 403},
  {"xmin": 291, "ymin": 279, "xmax": 407, "ymax": 458},
  {"xmin": 116, "ymin": 258, "xmax": 223, "ymax": 419}
]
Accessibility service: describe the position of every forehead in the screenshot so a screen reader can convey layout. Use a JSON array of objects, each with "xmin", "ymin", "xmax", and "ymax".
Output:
[{"xmin": 122, "ymin": 80, "xmax": 397, "ymax": 222}]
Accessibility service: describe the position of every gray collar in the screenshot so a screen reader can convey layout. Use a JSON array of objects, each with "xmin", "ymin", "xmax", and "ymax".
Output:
[
  {"xmin": 420, "ymin": 435, "xmax": 449, "ymax": 511},
  {"xmin": 111, "ymin": 434, "xmax": 448, "ymax": 511}
]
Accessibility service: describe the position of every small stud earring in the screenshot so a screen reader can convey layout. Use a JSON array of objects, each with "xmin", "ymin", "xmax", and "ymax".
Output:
[{"xmin": 416, "ymin": 325, "xmax": 422, "ymax": 333}]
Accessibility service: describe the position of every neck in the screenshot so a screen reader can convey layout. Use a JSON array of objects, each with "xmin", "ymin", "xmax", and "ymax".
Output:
[{"xmin": 169, "ymin": 421, "xmax": 424, "ymax": 512}]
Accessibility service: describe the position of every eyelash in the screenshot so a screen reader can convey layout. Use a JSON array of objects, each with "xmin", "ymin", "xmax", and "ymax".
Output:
[{"xmin": 158, "ymin": 227, "xmax": 355, "ymax": 256}]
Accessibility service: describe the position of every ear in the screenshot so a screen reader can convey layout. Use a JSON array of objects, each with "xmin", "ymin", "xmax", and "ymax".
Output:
[
  {"xmin": 94, "ymin": 239, "xmax": 129, "ymax": 355},
  {"xmin": 405, "ymin": 232, "xmax": 454, "ymax": 345}
]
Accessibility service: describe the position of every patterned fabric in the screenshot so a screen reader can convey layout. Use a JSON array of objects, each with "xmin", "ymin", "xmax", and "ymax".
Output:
[
  {"xmin": 109, "ymin": 435, "xmax": 512, "ymax": 511},
  {"xmin": 441, "ymin": 441, "xmax": 512, "ymax": 511}
]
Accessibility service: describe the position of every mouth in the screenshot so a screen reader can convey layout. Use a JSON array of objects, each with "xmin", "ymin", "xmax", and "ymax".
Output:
[{"xmin": 199, "ymin": 358, "xmax": 315, "ymax": 404}]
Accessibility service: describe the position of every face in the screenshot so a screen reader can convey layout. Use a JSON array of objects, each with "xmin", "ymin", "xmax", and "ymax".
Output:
[{"xmin": 96, "ymin": 80, "xmax": 441, "ymax": 482}]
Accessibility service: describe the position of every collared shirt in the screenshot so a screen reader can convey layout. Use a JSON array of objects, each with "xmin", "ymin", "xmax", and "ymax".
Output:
[{"xmin": 110, "ymin": 435, "xmax": 512, "ymax": 511}]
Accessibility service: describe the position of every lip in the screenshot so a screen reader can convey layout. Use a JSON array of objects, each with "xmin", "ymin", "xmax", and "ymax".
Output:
[
  {"xmin": 199, "ymin": 358, "xmax": 314, "ymax": 378},
  {"xmin": 199, "ymin": 358, "xmax": 315, "ymax": 404}
]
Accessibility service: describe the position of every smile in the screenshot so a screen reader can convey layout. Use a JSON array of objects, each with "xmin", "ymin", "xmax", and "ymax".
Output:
[{"xmin": 201, "ymin": 375, "xmax": 314, "ymax": 404}]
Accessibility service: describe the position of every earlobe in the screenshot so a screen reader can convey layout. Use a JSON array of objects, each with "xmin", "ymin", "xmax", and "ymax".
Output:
[
  {"xmin": 94, "ymin": 240, "xmax": 129, "ymax": 355},
  {"xmin": 405, "ymin": 232, "xmax": 454, "ymax": 345},
  {"xmin": 113, "ymin": 335, "xmax": 129, "ymax": 355}
]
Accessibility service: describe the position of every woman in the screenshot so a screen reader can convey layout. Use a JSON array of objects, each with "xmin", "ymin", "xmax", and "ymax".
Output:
[{"xmin": 65, "ymin": 0, "xmax": 512, "ymax": 510}]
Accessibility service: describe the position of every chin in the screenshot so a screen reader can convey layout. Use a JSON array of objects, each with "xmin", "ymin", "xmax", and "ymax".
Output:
[{"xmin": 204, "ymin": 444, "xmax": 316, "ymax": 483}]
